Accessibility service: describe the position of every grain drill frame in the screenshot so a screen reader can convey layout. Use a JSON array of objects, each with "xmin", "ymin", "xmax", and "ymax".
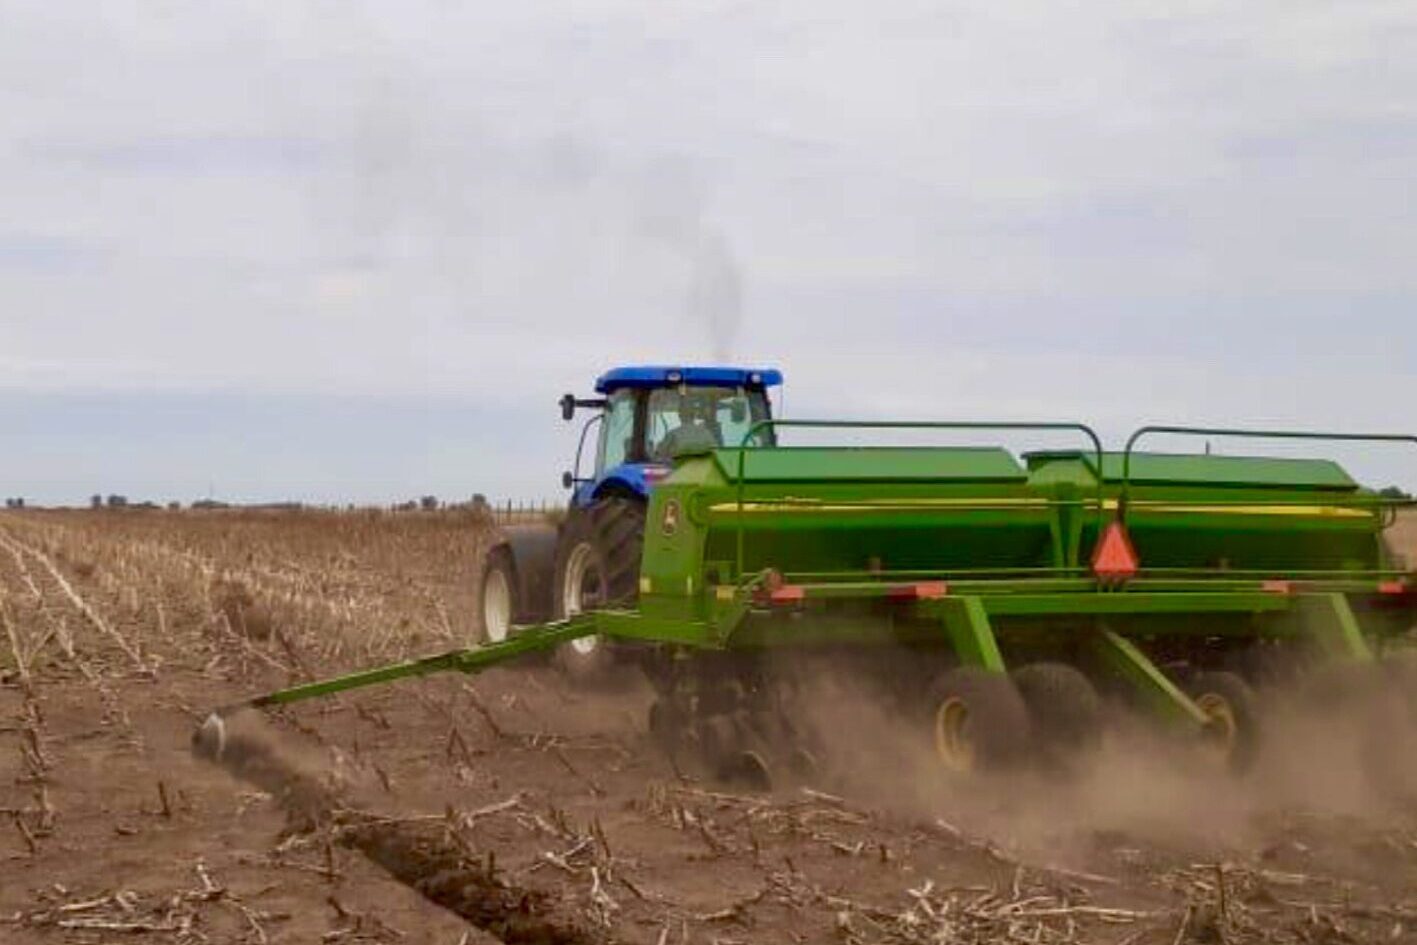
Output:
[{"xmin": 198, "ymin": 421, "xmax": 1417, "ymax": 776}]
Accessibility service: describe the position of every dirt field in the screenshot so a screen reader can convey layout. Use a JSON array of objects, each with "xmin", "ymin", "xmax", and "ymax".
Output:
[{"xmin": 2, "ymin": 508, "xmax": 1416, "ymax": 945}]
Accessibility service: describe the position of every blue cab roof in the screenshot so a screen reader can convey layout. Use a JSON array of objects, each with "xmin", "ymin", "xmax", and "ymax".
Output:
[{"xmin": 595, "ymin": 366, "xmax": 783, "ymax": 394}]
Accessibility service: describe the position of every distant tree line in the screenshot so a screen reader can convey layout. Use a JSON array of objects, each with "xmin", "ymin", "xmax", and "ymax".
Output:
[
  {"xmin": 52, "ymin": 493, "xmax": 529, "ymax": 515},
  {"xmin": 86, "ymin": 494, "xmax": 170, "ymax": 510}
]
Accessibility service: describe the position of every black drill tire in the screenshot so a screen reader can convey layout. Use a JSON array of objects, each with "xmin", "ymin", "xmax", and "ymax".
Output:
[
  {"xmin": 926, "ymin": 668, "xmax": 1031, "ymax": 774},
  {"xmin": 1012, "ymin": 662, "xmax": 1102, "ymax": 761},
  {"xmin": 551, "ymin": 496, "xmax": 645, "ymax": 682},
  {"xmin": 1188, "ymin": 670, "xmax": 1260, "ymax": 774}
]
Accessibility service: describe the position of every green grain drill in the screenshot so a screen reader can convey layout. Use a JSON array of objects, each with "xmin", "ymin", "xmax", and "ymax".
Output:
[{"xmin": 196, "ymin": 419, "xmax": 1417, "ymax": 781}]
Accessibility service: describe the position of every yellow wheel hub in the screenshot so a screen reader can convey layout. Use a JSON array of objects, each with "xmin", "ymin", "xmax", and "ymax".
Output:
[
  {"xmin": 1196, "ymin": 692, "xmax": 1238, "ymax": 762},
  {"xmin": 933, "ymin": 696, "xmax": 975, "ymax": 773}
]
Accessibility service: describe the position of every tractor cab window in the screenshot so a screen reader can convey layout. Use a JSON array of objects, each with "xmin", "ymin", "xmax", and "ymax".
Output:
[
  {"xmin": 596, "ymin": 389, "xmax": 637, "ymax": 473},
  {"xmin": 646, "ymin": 386, "xmax": 773, "ymax": 462}
]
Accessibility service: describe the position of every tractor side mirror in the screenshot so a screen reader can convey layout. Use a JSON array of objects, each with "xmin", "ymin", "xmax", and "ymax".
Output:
[
  {"xmin": 562, "ymin": 471, "xmax": 575, "ymax": 489},
  {"xmin": 560, "ymin": 394, "xmax": 608, "ymax": 421}
]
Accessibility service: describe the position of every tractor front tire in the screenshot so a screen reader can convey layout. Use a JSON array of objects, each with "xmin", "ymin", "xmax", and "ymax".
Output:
[
  {"xmin": 476, "ymin": 547, "xmax": 518, "ymax": 645},
  {"xmin": 552, "ymin": 497, "xmax": 645, "ymax": 683}
]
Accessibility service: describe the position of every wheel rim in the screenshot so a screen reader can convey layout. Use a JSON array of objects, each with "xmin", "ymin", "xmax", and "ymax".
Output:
[
  {"xmin": 569, "ymin": 634, "xmax": 600, "ymax": 655},
  {"xmin": 933, "ymin": 696, "xmax": 975, "ymax": 773},
  {"xmin": 482, "ymin": 566, "xmax": 512, "ymax": 643},
  {"xmin": 561, "ymin": 542, "xmax": 602, "ymax": 656},
  {"xmin": 1196, "ymin": 692, "xmax": 1238, "ymax": 762}
]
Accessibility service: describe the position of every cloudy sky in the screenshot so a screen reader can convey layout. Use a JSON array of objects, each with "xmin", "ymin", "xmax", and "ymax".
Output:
[{"xmin": 2, "ymin": 2, "xmax": 1415, "ymax": 504}]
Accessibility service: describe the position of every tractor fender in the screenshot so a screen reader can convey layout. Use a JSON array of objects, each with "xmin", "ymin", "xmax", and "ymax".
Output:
[
  {"xmin": 488, "ymin": 523, "xmax": 559, "ymax": 623},
  {"xmin": 593, "ymin": 471, "xmax": 649, "ymax": 501},
  {"xmin": 572, "ymin": 464, "xmax": 652, "ymax": 507}
]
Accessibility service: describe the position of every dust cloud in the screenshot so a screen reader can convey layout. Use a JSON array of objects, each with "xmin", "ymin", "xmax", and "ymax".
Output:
[{"xmin": 789, "ymin": 660, "xmax": 1417, "ymax": 869}]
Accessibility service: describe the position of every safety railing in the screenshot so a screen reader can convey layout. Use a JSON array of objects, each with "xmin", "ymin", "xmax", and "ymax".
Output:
[{"xmin": 1119, "ymin": 426, "xmax": 1417, "ymax": 524}]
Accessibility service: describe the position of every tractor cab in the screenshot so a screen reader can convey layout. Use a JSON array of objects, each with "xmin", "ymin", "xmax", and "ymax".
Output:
[
  {"xmin": 561, "ymin": 366, "xmax": 782, "ymax": 509},
  {"xmin": 479, "ymin": 366, "xmax": 783, "ymax": 657}
]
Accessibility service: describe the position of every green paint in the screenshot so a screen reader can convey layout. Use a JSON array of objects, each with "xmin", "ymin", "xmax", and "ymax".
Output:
[
  {"xmin": 979, "ymin": 591, "xmax": 1291, "ymax": 618},
  {"xmin": 1090, "ymin": 629, "xmax": 1210, "ymax": 728},
  {"xmin": 714, "ymin": 446, "xmax": 1028, "ymax": 483},
  {"xmin": 1294, "ymin": 593, "xmax": 1374, "ymax": 662},
  {"xmin": 940, "ymin": 596, "xmax": 1007, "ymax": 672},
  {"xmin": 241, "ymin": 616, "xmax": 599, "ymax": 711},
  {"xmin": 1103, "ymin": 453, "xmax": 1358, "ymax": 491},
  {"xmin": 219, "ymin": 420, "xmax": 1416, "ymax": 736}
]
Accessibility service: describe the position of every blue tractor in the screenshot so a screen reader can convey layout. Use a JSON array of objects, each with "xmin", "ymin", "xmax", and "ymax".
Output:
[{"xmin": 478, "ymin": 366, "xmax": 783, "ymax": 678}]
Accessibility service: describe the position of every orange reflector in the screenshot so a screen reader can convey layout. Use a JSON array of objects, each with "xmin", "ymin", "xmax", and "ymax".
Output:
[
  {"xmin": 1091, "ymin": 521, "xmax": 1139, "ymax": 582},
  {"xmin": 915, "ymin": 581, "xmax": 950, "ymax": 600},
  {"xmin": 753, "ymin": 570, "xmax": 802, "ymax": 606},
  {"xmin": 1378, "ymin": 580, "xmax": 1408, "ymax": 596},
  {"xmin": 1261, "ymin": 580, "xmax": 1293, "ymax": 595},
  {"xmin": 887, "ymin": 581, "xmax": 950, "ymax": 601},
  {"xmin": 769, "ymin": 585, "xmax": 805, "ymax": 604}
]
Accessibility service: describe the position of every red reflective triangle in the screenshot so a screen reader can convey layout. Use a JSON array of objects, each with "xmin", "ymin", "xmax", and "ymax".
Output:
[{"xmin": 1092, "ymin": 521, "xmax": 1139, "ymax": 581}]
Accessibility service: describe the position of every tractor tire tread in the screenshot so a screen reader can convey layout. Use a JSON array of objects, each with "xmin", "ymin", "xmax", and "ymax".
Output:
[
  {"xmin": 550, "ymin": 496, "xmax": 646, "ymax": 682},
  {"xmin": 1011, "ymin": 662, "xmax": 1102, "ymax": 756}
]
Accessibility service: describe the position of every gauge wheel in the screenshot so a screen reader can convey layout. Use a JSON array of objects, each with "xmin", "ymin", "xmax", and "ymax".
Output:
[
  {"xmin": 1012, "ymin": 662, "xmax": 1103, "ymax": 764},
  {"xmin": 1188, "ymin": 670, "xmax": 1260, "ymax": 774},
  {"xmin": 926, "ymin": 667, "xmax": 1031, "ymax": 775}
]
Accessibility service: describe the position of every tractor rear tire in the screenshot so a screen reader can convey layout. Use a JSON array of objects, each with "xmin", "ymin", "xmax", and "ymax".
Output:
[
  {"xmin": 1187, "ymin": 670, "xmax": 1260, "ymax": 774},
  {"xmin": 552, "ymin": 496, "xmax": 646, "ymax": 683},
  {"xmin": 926, "ymin": 668, "xmax": 1031, "ymax": 774},
  {"xmin": 1012, "ymin": 662, "xmax": 1102, "ymax": 764},
  {"xmin": 476, "ymin": 547, "xmax": 518, "ymax": 645}
]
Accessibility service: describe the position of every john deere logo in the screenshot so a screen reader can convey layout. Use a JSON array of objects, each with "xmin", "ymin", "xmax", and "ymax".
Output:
[{"xmin": 661, "ymin": 499, "xmax": 681, "ymax": 536}]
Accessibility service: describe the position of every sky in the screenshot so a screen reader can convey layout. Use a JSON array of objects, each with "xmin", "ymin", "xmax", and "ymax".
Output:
[{"xmin": 2, "ymin": 1, "xmax": 1415, "ymax": 505}]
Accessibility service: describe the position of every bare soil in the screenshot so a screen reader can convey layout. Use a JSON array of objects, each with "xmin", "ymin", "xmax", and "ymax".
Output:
[{"xmin": 2, "ymin": 508, "xmax": 1416, "ymax": 944}]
